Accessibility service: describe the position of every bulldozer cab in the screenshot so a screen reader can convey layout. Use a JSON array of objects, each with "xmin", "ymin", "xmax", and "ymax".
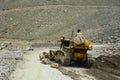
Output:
[
  {"xmin": 47, "ymin": 36, "xmax": 92, "ymax": 66},
  {"xmin": 60, "ymin": 38, "xmax": 88, "ymax": 62},
  {"xmin": 61, "ymin": 38, "xmax": 90, "ymax": 50},
  {"xmin": 61, "ymin": 39, "xmax": 71, "ymax": 50}
]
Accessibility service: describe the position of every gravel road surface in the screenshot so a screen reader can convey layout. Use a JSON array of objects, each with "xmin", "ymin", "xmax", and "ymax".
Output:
[{"xmin": 9, "ymin": 48, "xmax": 72, "ymax": 80}]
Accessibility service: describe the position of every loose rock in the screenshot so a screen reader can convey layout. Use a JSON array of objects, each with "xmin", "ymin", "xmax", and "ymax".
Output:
[
  {"xmin": 41, "ymin": 58, "xmax": 51, "ymax": 64},
  {"xmin": 51, "ymin": 63, "xmax": 59, "ymax": 68}
]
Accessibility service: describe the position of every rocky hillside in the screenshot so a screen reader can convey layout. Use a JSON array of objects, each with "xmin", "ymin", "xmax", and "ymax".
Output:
[
  {"xmin": 0, "ymin": 0, "xmax": 120, "ymax": 10},
  {"xmin": 0, "ymin": 0, "xmax": 120, "ymax": 43}
]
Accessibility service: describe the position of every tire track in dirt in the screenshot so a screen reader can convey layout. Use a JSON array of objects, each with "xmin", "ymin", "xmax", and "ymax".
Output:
[{"xmin": 9, "ymin": 48, "xmax": 72, "ymax": 80}]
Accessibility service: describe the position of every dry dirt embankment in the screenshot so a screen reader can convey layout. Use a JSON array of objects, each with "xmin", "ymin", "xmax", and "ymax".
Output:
[
  {"xmin": 0, "ymin": 41, "xmax": 30, "ymax": 80},
  {"xmin": 87, "ymin": 43, "xmax": 120, "ymax": 80},
  {"xmin": 0, "ymin": 50, "xmax": 23, "ymax": 80},
  {"xmin": 86, "ymin": 55, "xmax": 120, "ymax": 80},
  {"xmin": 0, "ymin": 43, "xmax": 24, "ymax": 80}
]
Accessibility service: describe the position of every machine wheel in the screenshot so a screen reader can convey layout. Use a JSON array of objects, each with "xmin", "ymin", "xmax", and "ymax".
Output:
[
  {"xmin": 60, "ymin": 51, "xmax": 71, "ymax": 66},
  {"xmin": 85, "ymin": 54, "xmax": 93, "ymax": 68},
  {"xmin": 61, "ymin": 57, "xmax": 71, "ymax": 66},
  {"xmin": 54, "ymin": 51, "xmax": 60, "ymax": 62}
]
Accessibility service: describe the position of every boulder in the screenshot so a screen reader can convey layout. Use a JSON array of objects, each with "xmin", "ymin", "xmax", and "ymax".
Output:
[
  {"xmin": 39, "ymin": 54, "xmax": 45, "ymax": 60},
  {"xmin": 51, "ymin": 63, "xmax": 59, "ymax": 68},
  {"xmin": 26, "ymin": 47, "xmax": 34, "ymax": 51},
  {"xmin": 0, "ymin": 43, "xmax": 8, "ymax": 50},
  {"xmin": 39, "ymin": 52, "xmax": 48, "ymax": 60},
  {"xmin": 41, "ymin": 58, "xmax": 51, "ymax": 64}
]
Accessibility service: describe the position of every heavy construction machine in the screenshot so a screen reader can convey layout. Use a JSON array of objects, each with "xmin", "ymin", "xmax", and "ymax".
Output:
[{"xmin": 48, "ymin": 37, "xmax": 92, "ymax": 66}]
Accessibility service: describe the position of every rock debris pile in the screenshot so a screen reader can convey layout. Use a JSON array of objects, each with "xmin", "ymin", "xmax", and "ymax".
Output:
[
  {"xmin": 39, "ymin": 52, "xmax": 59, "ymax": 68},
  {"xmin": 0, "ymin": 50, "xmax": 24, "ymax": 80}
]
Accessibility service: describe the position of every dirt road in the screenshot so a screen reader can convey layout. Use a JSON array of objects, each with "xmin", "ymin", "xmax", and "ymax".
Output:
[
  {"xmin": 8, "ymin": 46, "xmax": 97, "ymax": 80},
  {"xmin": 9, "ymin": 48, "xmax": 72, "ymax": 80},
  {"xmin": 8, "ymin": 43, "xmax": 120, "ymax": 80}
]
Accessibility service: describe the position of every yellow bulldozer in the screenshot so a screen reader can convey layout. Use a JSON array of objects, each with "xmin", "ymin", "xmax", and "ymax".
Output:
[{"xmin": 48, "ymin": 37, "xmax": 92, "ymax": 67}]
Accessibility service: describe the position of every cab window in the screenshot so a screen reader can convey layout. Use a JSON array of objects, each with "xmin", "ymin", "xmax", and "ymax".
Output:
[{"xmin": 63, "ymin": 40, "xmax": 70, "ymax": 47}]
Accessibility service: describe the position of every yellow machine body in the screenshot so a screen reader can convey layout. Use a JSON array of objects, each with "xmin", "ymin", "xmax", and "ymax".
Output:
[
  {"xmin": 48, "ymin": 38, "xmax": 91, "ymax": 66},
  {"xmin": 61, "ymin": 39, "xmax": 90, "ymax": 62}
]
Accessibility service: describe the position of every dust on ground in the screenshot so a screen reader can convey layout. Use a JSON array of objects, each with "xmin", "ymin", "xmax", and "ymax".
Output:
[
  {"xmin": 9, "ymin": 48, "xmax": 72, "ymax": 80},
  {"xmin": 39, "ymin": 43, "xmax": 120, "ymax": 80},
  {"xmin": 0, "ymin": 40, "xmax": 120, "ymax": 80}
]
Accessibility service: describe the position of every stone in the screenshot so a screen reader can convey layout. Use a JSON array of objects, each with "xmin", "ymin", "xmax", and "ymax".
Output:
[
  {"xmin": 39, "ymin": 54, "xmax": 46, "ymax": 60},
  {"xmin": 26, "ymin": 47, "xmax": 34, "ymax": 51},
  {"xmin": 51, "ymin": 63, "xmax": 59, "ymax": 68},
  {"xmin": 41, "ymin": 58, "xmax": 51, "ymax": 64},
  {"xmin": 0, "ymin": 43, "xmax": 8, "ymax": 50}
]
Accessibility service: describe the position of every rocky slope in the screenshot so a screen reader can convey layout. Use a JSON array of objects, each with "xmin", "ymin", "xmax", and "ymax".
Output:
[
  {"xmin": 0, "ymin": 0, "xmax": 120, "ymax": 10},
  {"xmin": 0, "ymin": 5, "xmax": 120, "ymax": 43}
]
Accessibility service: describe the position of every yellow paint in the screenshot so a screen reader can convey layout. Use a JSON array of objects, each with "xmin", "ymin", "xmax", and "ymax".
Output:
[{"xmin": 73, "ymin": 53, "xmax": 87, "ymax": 61}]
